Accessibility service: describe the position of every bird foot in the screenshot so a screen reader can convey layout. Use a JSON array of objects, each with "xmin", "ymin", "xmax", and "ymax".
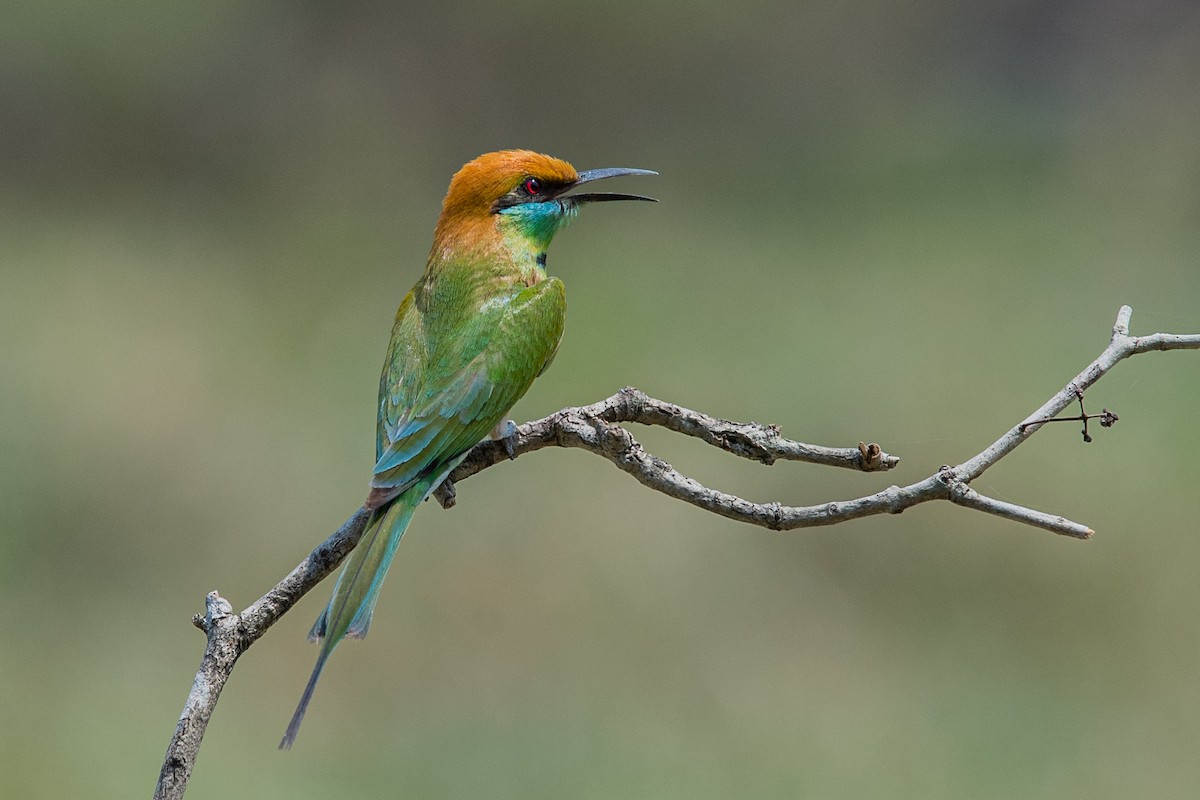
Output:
[
  {"xmin": 433, "ymin": 477, "xmax": 457, "ymax": 509},
  {"xmin": 490, "ymin": 418, "xmax": 519, "ymax": 459}
]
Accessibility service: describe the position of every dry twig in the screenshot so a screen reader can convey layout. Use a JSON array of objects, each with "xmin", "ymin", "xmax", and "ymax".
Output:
[{"xmin": 155, "ymin": 305, "xmax": 1199, "ymax": 800}]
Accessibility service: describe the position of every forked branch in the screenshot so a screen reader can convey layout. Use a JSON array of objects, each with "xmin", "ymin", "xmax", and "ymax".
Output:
[{"xmin": 155, "ymin": 305, "xmax": 1199, "ymax": 800}]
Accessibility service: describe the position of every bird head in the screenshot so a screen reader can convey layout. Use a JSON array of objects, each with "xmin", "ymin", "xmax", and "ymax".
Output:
[{"xmin": 432, "ymin": 150, "xmax": 655, "ymax": 261}]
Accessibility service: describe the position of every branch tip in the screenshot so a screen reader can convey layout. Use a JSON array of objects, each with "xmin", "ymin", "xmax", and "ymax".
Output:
[
  {"xmin": 1113, "ymin": 305, "xmax": 1133, "ymax": 338},
  {"xmin": 205, "ymin": 591, "xmax": 233, "ymax": 622}
]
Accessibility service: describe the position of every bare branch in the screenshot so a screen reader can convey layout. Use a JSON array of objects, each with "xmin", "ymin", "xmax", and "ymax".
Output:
[{"xmin": 156, "ymin": 304, "xmax": 1199, "ymax": 799}]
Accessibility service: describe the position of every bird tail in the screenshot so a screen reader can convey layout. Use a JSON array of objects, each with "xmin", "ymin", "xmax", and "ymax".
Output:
[{"xmin": 279, "ymin": 488, "xmax": 422, "ymax": 749}]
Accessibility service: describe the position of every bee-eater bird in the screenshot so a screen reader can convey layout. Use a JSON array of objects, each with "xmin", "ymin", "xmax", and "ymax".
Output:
[{"xmin": 280, "ymin": 150, "xmax": 655, "ymax": 748}]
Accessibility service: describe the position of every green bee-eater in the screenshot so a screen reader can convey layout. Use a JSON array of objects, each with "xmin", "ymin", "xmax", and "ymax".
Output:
[{"xmin": 280, "ymin": 150, "xmax": 655, "ymax": 748}]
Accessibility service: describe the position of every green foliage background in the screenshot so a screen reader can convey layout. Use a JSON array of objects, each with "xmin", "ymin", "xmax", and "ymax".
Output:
[{"xmin": 2, "ymin": 2, "xmax": 1198, "ymax": 797}]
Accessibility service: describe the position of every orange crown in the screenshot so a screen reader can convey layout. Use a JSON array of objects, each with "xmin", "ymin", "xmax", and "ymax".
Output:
[{"xmin": 432, "ymin": 150, "xmax": 578, "ymax": 252}]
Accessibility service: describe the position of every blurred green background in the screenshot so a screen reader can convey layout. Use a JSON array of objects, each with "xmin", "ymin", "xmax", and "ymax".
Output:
[{"xmin": 3, "ymin": 1, "xmax": 1199, "ymax": 797}]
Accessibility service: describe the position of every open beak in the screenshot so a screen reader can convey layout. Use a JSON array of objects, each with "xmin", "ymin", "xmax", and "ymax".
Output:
[{"xmin": 557, "ymin": 167, "xmax": 658, "ymax": 207}]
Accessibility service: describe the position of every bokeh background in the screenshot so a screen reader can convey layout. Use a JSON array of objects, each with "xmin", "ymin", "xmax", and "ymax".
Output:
[{"xmin": 3, "ymin": 2, "xmax": 1199, "ymax": 797}]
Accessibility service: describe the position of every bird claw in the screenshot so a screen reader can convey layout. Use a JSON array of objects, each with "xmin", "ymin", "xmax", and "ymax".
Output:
[
  {"xmin": 491, "ymin": 418, "xmax": 519, "ymax": 459},
  {"xmin": 433, "ymin": 477, "xmax": 457, "ymax": 509}
]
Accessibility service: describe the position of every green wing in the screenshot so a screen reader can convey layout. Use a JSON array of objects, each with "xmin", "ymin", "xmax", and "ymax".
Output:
[{"xmin": 370, "ymin": 276, "xmax": 565, "ymax": 500}]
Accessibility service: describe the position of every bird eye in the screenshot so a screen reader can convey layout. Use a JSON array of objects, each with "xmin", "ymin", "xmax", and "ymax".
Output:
[{"xmin": 523, "ymin": 177, "xmax": 541, "ymax": 196}]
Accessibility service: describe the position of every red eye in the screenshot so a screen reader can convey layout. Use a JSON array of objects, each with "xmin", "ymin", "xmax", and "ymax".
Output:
[{"xmin": 523, "ymin": 177, "xmax": 541, "ymax": 195}]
